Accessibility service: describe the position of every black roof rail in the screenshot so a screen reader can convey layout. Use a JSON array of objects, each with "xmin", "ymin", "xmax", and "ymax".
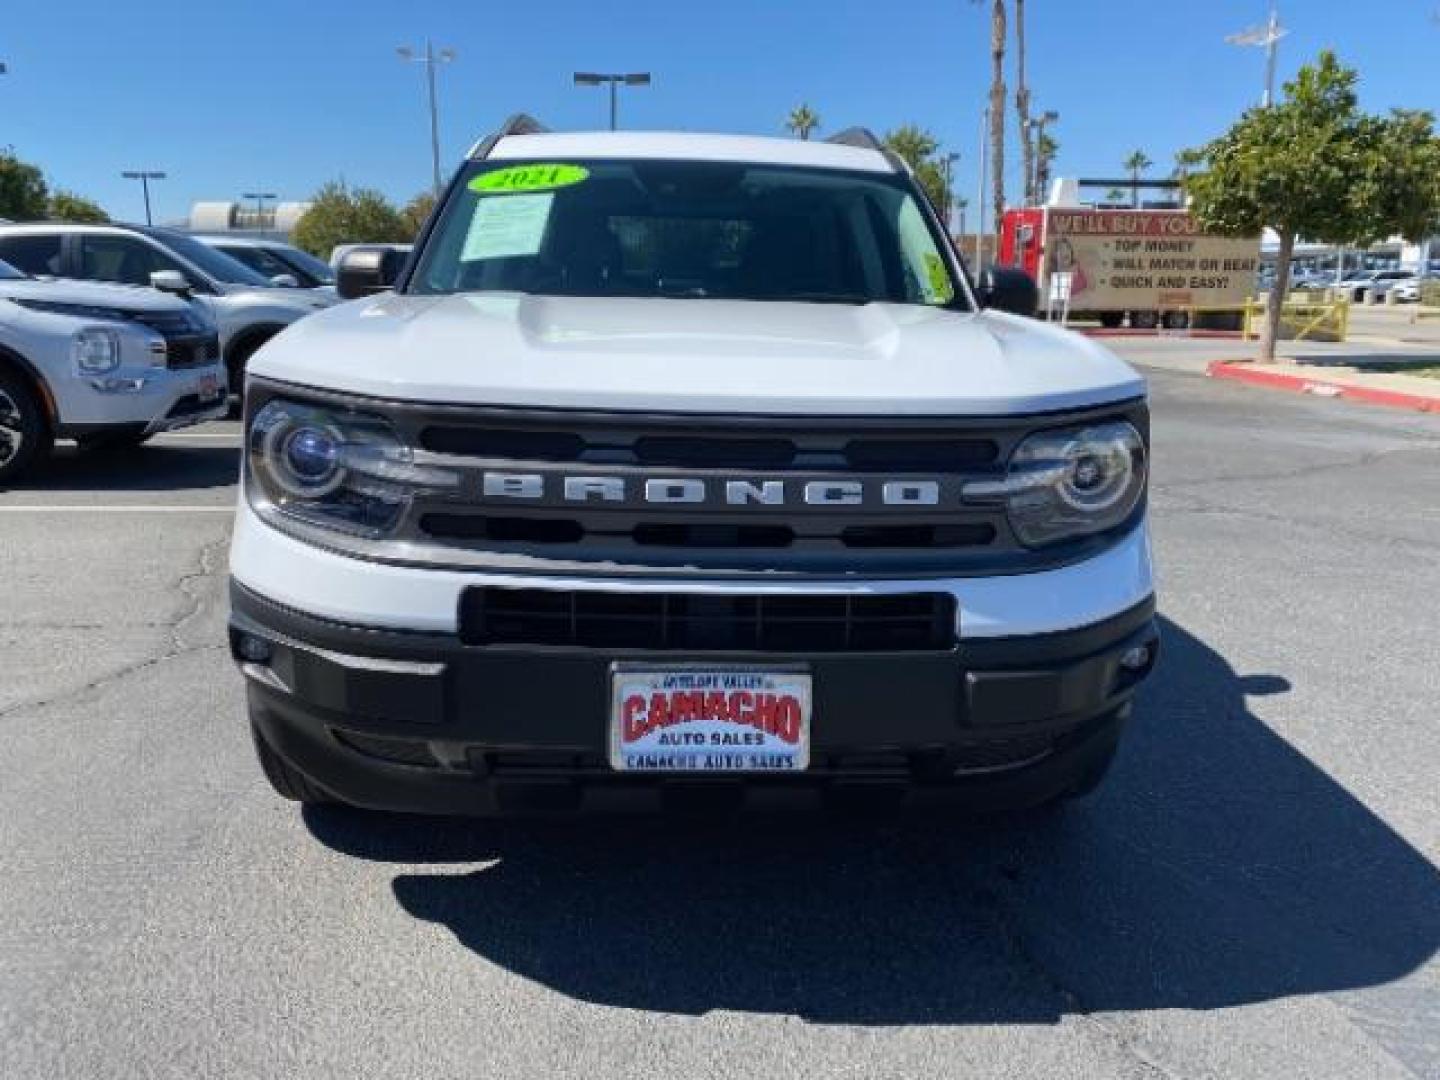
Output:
[
  {"xmin": 826, "ymin": 127, "xmax": 905, "ymax": 173},
  {"xmin": 826, "ymin": 127, "xmax": 883, "ymax": 151},
  {"xmin": 468, "ymin": 113, "xmax": 552, "ymax": 160}
]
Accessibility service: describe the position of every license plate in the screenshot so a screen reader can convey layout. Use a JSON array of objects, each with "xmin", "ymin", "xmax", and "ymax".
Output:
[
  {"xmin": 195, "ymin": 374, "xmax": 222, "ymax": 401},
  {"xmin": 610, "ymin": 666, "xmax": 811, "ymax": 773}
]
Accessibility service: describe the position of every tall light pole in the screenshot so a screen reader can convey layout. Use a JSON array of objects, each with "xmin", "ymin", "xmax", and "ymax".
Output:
[
  {"xmin": 397, "ymin": 41, "xmax": 456, "ymax": 199},
  {"xmin": 121, "ymin": 170, "xmax": 166, "ymax": 226},
  {"xmin": 1226, "ymin": 2, "xmax": 1288, "ymax": 107},
  {"xmin": 242, "ymin": 191, "xmax": 277, "ymax": 229},
  {"xmin": 573, "ymin": 72, "xmax": 651, "ymax": 130},
  {"xmin": 1022, "ymin": 110, "xmax": 1058, "ymax": 205},
  {"xmin": 940, "ymin": 152, "xmax": 960, "ymax": 233}
]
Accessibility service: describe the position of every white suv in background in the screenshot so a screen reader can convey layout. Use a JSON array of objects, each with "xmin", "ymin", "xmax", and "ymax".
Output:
[
  {"xmin": 0, "ymin": 257, "xmax": 225, "ymax": 483},
  {"xmin": 0, "ymin": 223, "xmax": 334, "ymax": 398}
]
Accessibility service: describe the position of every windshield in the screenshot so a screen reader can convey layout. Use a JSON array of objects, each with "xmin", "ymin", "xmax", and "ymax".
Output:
[
  {"xmin": 0, "ymin": 258, "xmax": 25, "ymax": 281},
  {"xmin": 411, "ymin": 159, "xmax": 968, "ymax": 309},
  {"xmin": 139, "ymin": 227, "xmax": 274, "ymax": 287},
  {"xmin": 272, "ymin": 245, "xmax": 336, "ymax": 285}
]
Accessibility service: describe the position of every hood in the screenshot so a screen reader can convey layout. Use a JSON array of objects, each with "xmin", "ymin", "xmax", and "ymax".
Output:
[
  {"xmin": 218, "ymin": 283, "xmax": 338, "ymax": 312},
  {"xmin": 251, "ymin": 294, "xmax": 1146, "ymax": 416},
  {"xmin": 0, "ymin": 277, "xmax": 195, "ymax": 314}
]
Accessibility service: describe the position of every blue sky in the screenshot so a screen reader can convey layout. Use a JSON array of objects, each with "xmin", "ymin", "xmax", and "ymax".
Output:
[{"xmin": 2, "ymin": 0, "xmax": 1436, "ymax": 224}]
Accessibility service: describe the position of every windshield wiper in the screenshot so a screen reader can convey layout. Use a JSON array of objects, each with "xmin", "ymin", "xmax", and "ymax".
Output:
[{"xmin": 764, "ymin": 292, "xmax": 874, "ymax": 305}]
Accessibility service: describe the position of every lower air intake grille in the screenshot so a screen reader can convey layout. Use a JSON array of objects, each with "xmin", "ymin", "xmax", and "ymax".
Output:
[{"xmin": 459, "ymin": 588, "xmax": 957, "ymax": 652}]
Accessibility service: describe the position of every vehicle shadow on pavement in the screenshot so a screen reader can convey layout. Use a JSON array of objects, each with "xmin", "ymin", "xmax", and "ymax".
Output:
[
  {"xmin": 306, "ymin": 616, "xmax": 1440, "ymax": 1024},
  {"xmin": 9, "ymin": 445, "xmax": 240, "ymax": 493}
]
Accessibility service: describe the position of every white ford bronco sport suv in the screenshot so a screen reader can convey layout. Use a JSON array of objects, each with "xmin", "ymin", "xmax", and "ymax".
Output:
[
  {"xmin": 0, "ymin": 257, "xmax": 224, "ymax": 483},
  {"xmin": 230, "ymin": 118, "xmax": 1157, "ymax": 815}
]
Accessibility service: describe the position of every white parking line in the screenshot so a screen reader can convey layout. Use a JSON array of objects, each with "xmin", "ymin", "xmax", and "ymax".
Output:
[{"xmin": 0, "ymin": 505, "xmax": 233, "ymax": 513}]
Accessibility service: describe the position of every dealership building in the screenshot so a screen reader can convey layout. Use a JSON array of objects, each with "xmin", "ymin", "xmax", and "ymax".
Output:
[{"xmin": 179, "ymin": 200, "xmax": 311, "ymax": 242}]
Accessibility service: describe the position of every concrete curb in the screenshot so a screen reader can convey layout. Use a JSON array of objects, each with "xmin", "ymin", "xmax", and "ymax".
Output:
[{"xmin": 1207, "ymin": 361, "xmax": 1440, "ymax": 414}]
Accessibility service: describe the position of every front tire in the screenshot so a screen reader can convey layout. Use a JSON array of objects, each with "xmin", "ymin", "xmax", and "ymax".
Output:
[
  {"xmin": 251, "ymin": 722, "xmax": 336, "ymax": 805},
  {"xmin": 0, "ymin": 368, "xmax": 53, "ymax": 485}
]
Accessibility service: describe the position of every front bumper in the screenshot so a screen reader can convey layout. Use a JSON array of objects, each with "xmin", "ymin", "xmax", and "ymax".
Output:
[
  {"xmin": 231, "ymin": 581, "xmax": 1158, "ymax": 815},
  {"xmin": 52, "ymin": 361, "xmax": 229, "ymax": 436}
]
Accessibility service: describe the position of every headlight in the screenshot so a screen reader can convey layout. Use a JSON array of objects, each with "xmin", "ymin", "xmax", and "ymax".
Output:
[
  {"xmin": 964, "ymin": 420, "xmax": 1146, "ymax": 547},
  {"xmin": 246, "ymin": 399, "xmax": 459, "ymax": 538},
  {"xmin": 73, "ymin": 328, "xmax": 120, "ymax": 374}
]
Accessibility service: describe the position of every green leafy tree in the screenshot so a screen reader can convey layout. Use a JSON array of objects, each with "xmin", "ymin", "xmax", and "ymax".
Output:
[
  {"xmin": 0, "ymin": 149, "xmax": 48, "ymax": 220},
  {"xmin": 47, "ymin": 190, "xmax": 109, "ymax": 222},
  {"xmin": 1123, "ymin": 149, "xmax": 1152, "ymax": 207},
  {"xmin": 884, "ymin": 125, "xmax": 948, "ymax": 210},
  {"xmin": 785, "ymin": 104, "xmax": 821, "ymax": 141},
  {"xmin": 292, "ymin": 181, "xmax": 409, "ymax": 259},
  {"xmin": 1186, "ymin": 51, "xmax": 1440, "ymax": 360},
  {"xmin": 1105, "ymin": 188, "xmax": 1127, "ymax": 206},
  {"xmin": 400, "ymin": 191, "xmax": 436, "ymax": 237}
]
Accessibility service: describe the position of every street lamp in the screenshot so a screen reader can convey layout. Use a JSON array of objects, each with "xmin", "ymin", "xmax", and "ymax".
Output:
[
  {"xmin": 1022, "ymin": 110, "xmax": 1059, "ymax": 205},
  {"xmin": 1226, "ymin": 2, "xmax": 1288, "ymax": 107},
  {"xmin": 121, "ymin": 170, "xmax": 166, "ymax": 226},
  {"xmin": 397, "ymin": 41, "xmax": 456, "ymax": 199},
  {"xmin": 573, "ymin": 72, "xmax": 651, "ymax": 131},
  {"xmin": 243, "ymin": 191, "xmax": 277, "ymax": 229}
]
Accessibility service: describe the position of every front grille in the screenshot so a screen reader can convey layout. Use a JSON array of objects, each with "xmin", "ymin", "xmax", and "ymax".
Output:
[
  {"xmin": 459, "ymin": 587, "xmax": 957, "ymax": 652},
  {"xmin": 247, "ymin": 380, "xmax": 1148, "ymax": 577},
  {"xmin": 129, "ymin": 312, "xmax": 218, "ymax": 369}
]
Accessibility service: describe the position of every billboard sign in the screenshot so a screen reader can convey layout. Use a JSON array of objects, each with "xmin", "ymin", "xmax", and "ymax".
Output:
[{"xmin": 1045, "ymin": 210, "xmax": 1259, "ymax": 311}]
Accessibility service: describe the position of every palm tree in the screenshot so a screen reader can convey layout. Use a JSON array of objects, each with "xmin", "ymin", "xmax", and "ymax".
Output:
[
  {"xmin": 1105, "ymin": 188, "xmax": 1127, "ymax": 206},
  {"xmin": 1124, "ymin": 149, "xmax": 1153, "ymax": 207},
  {"xmin": 1014, "ymin": 0, "xmax": 1033, "ymax": 204},
  {"xmin": 1034, "ymin": 131, "xmax": 1059, "ymax": 201},
  {"xmin": 1171, "ymin": 147, "xmax": 1204, "ymax": 187},
  {"xmin": 785, "ymin": 104, "xmax": 821, "ymax": 141},
  {"xmin": 987, "ymin": 0, "xmax": 1007, "ymax": 235}
]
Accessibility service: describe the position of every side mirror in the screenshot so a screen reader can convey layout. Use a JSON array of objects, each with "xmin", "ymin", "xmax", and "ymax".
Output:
[
  {"xmin": 976, "ymin": 266, "xmax": 1039, "ymax": 317},
  {"xmin": 150, "ymin": 269, "xmax": 192, "ymax": 296},
  {"xmin": 269, "ymin": 273, "xmax": 301, "ymax": 289},
  {"xmin": 337, "ymin": 247, "xmax": 405, "ymax": 300}
]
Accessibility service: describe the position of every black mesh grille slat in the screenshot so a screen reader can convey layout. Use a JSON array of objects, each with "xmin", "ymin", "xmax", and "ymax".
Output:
[
  {"xmin": 632, "ymin": 436, "xmax": 797, "ymax": 468},
  {"xmin": 459, "ymin": 587, "xmax": 956, "ymax": 652},
  {"xmin": 843, "ymin": 439, "xmax": 998, "ymax": 470},
  {"xmin": 420, "ymin": 427, "xmax": 587, "ymax": 460}
]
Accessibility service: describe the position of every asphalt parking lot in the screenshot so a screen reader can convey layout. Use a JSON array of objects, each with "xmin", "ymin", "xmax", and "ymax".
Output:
[{"xmin": 2, "ymin": 356, "xmax": 1438, "ymax": 1079}]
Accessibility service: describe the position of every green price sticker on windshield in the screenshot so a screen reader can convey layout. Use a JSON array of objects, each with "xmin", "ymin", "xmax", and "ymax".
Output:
[{"xmin": 470, "ymin": 164, "xmax": 590, "ymax": 194}]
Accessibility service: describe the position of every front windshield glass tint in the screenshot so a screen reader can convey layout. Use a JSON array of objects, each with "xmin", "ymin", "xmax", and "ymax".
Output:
[
  {"xmin": 411, "ymin": 159, "xmax": 965, "ymax": 309},
  {"xmin": 0, "ymin": 259, "xmax": 24, "ymax": 280},
  {"xmin": 141, "ymin": 228, "xmax": 273, "ymax": 287},
  {"xmin": 274, "ymin": 245, "xmax": 336, "ymax": 285}
]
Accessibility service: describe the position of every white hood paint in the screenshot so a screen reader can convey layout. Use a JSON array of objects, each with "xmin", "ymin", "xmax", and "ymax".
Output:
[{"xmin": 250, "ymin": 293, "xmax": 1145, "ymax": 416}]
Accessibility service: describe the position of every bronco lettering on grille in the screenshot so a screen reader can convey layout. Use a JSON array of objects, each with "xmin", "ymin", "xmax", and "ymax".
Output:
[{"xmin": 478, "ymin": 472, "xmax": 951, "ymax": 508}]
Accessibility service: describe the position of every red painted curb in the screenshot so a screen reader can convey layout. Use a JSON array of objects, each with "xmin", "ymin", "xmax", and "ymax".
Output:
[{"xmin": 1206, "ymin": 361, "xmax": 1440, "ymax": 414}]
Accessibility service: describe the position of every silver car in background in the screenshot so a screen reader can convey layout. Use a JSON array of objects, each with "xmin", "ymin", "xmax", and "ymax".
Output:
[
  {"xmin": 0, "ymin": 257, "xmax": 225, "ymax": 482},
  {"xmin": 0, "ymin": 223, "xmax": 335, "ymax": 397}
]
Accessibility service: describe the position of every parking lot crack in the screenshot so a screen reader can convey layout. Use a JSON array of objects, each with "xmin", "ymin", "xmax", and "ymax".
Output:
[
  {"xmin": 1151, "ymin": 442, "xmax": 1438, "ymax": 495},
  {"xmin": 982, "ymin": 879, "xmax": 1192, "ymax": 1080}
]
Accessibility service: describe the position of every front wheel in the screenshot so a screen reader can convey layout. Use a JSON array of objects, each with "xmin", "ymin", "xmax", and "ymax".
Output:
[
  {"xmin": 0, "ymin": 368, "xmax": 53, "ymax": 485},
  {"xmin": 251, "ymin": 722, "xmax": 336, "ymax": 805}
]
